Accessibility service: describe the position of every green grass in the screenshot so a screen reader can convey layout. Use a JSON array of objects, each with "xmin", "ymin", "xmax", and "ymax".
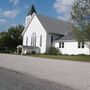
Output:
[{"xmin": 31, "ymin": 54, "xmax": 90, "ymax": 62}]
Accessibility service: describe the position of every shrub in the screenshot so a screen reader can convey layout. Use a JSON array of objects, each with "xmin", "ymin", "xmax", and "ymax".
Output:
[
  {"xmin": 0, "ymin": 47, "xmax": 16, "ymax": 54},
  {"xmin": 77, "ymin": 54, "xmax": 88, "ymax": 56},
  {"xmin": 47, "ymin": 47, "xmax": 59, "ymax": 55}
]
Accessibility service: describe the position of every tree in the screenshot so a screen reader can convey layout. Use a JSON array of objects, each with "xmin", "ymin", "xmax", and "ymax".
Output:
[
  {"xmin": 0, "ymin": 25, "xmax": 24, "ymax": 53},
  {"xmin": 71, "ymin": 0, "xmax": 90, "ymax": 54},
  {"xmin": 7, "ymin": 25, "xmax": 24, "ymax": 47}
]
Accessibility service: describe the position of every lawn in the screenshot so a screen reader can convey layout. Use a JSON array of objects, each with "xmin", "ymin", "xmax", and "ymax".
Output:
[{"xmin": 31, "ymin": 54, "xmax": 90, "ymax": 62}]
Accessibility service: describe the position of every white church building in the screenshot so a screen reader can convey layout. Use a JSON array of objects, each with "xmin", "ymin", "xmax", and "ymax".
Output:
[{"xmin": 21, "ymin": 5, "xmax": 89, "ymax": 55}]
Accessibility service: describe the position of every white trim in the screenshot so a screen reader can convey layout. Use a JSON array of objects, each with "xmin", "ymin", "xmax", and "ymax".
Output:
[{"xmin": 22, "ymin": 13, "xmax": 36, "ymax": 36}]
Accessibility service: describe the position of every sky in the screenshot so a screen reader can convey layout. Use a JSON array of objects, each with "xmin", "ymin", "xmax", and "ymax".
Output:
[{"xmin": 0, "ymin": 0, "xmax": 74, "ymax": 32}]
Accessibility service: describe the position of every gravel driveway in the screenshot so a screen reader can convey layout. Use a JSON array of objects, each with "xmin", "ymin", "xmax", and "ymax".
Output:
[{"xmin": 0, "ymin": 54, "xmax": 90, "ymax": 90}]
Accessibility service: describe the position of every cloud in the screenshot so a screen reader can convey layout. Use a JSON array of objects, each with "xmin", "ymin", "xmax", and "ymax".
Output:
[
  {"xmin": 2, "ymin": 10, "xmax": 19, "ymax": 18},
  {"xmin": 0, "ymin": 19, "xmax": 7, "ymax": 23},
  {"xmin": 54, "ymin": 0, "xmax": 74, "ymax": 21},
  {"xmin": 57, "ymin": 14, "xmax": 70, "ymax": 21},
  {"xmin": 9, "ymin": 0, "xmax": 19, "ymax": 6}
]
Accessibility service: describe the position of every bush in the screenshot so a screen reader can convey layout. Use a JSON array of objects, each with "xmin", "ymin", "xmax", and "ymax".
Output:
[
  {"xmin": 47, "ymin": 47, "xmax": 59, "ymax": 55},
  {"xmin": 77, "ymin": 54, "xmax": 88, "ymax": 56},
  {"xmin": 0, "ymin": 47, "xmax": 16, "ymax": 54}
]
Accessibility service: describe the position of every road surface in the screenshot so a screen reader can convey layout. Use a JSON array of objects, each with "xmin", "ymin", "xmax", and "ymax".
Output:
[
  {"xmin": 0, "ymin": 67, "xmax": 74, "ymax": 90},
  {"xmin": 0, "ymin": 54, "xmax": 90, "ymax": 90}
]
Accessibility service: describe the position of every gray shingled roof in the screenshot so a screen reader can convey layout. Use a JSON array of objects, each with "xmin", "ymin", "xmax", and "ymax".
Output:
[
  {"xmin": 36, "ymin": 14, "xmax": 72, "ymax": 35},
  {"xmin": 59, "ymin": 32, "xmax": 76, "ymax": 40}
]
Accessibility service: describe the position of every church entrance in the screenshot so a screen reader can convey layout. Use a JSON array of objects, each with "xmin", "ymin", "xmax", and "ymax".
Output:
[{"xmin": 17, "ymin": 45, "xmax": 23, "ymax": 55}]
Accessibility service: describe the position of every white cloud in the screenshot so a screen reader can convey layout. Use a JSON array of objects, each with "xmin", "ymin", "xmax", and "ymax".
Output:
[
  {"xmin": 11, "ymin": 23, "xmax": 17, "ymax": 27},
  {"xmin": 0, "ymin": 19, "xmax": 7, "ymax": 23},
  {"xmin": 9, "ymin": 0, "xmax": 19, "ymax": 6},
  {"xmin": 2, "ymin": 10, "xmax": 19, "ymax": 18},
  {"xmin": 54, "ymin": 0, "xmax": 74, "ymax": 21},
  {"xmin": 57, "ymin": 15, "xmax": 70, "ymax": 21}
]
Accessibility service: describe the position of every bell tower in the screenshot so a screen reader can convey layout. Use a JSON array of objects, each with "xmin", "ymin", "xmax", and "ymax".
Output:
[{"xmin": 25, "ymin": 5, "xmax": 37, "ymax": 27}]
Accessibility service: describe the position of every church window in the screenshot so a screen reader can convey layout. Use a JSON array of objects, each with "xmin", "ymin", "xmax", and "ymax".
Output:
[
  {"xmin": 40, "ymin": 35, "xmax": 42, "ymax": 47},
  {"xmin": 26, "ymin": 37, "xmax": 28, "ymax": 46},
  {"xmin": 31, "ymin": 32, "xmax": 36, "ymax": 46}
]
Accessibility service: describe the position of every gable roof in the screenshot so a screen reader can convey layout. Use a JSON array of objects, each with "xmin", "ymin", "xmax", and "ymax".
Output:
[
  {"xmin": 22, "ymin": 13, "xmax": 74, "ymax": 40},
  {"xmin": 36, "ymin": 14, "xmax": 72, "ymax": 35}
]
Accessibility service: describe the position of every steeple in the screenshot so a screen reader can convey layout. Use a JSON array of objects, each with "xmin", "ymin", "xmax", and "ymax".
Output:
[{"xmin": 27, "ymin": 5, "xmax": 36, "ymax": 16}]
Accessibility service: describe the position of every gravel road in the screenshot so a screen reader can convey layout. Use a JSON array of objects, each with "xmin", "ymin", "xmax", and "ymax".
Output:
[{"xmin": 0, "ymin": 54, "xmax": 90, "ymax": 90}]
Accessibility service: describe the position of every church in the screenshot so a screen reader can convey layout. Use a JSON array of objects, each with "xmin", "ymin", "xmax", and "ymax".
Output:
[{"xmin": 21, "ymin": 5, "xmax": 89, "ymax": 55}]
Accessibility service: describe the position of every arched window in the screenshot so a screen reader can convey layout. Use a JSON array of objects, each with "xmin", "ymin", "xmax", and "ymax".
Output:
[
  {"xmin": 26, "ymin": 37, "xmax": 28, "ymax": 46},
  {"xmin": 31, "ymin": 32, "xmax": 36, "ymax": 46}
]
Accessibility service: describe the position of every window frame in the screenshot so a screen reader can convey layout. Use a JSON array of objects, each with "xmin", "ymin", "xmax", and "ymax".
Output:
[
  {"xmin": 78, "ymin": 42, "xmax": 85, "ymax": 48},
  {"xmin": 26, "ymin": 37, "xmax": 28, "ymax": 46},
  {"xmin": 31, "ymin": 32, "xmax": 36, "ymax": 46},
  {"xmin": 59, "ymin": 42, "xmax": 64, "ymax": 48}
]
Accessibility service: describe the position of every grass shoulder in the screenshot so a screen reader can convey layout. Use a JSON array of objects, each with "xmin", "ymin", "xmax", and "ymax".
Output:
[{"xmin": 31, "ymin": 54, "xmax": 90, "ymax": 62}]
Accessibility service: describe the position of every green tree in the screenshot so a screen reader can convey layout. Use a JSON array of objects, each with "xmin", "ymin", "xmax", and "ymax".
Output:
[
  {"xmin": 71, "ymin": 0, "xmax": 90, "ymax": 54},
  {"xmin": 7, "ymin": 25, "xmax": 24, "ymax": 47},
  {"xmin": 0, "ymin": 25, "xmax": 24, "ymax": 53}
]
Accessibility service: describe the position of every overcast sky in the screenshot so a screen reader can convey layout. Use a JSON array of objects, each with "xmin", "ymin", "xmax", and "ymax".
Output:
[{"xmin": 0, "ymin": 0, "xmax": 74, "ymax": 32}]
